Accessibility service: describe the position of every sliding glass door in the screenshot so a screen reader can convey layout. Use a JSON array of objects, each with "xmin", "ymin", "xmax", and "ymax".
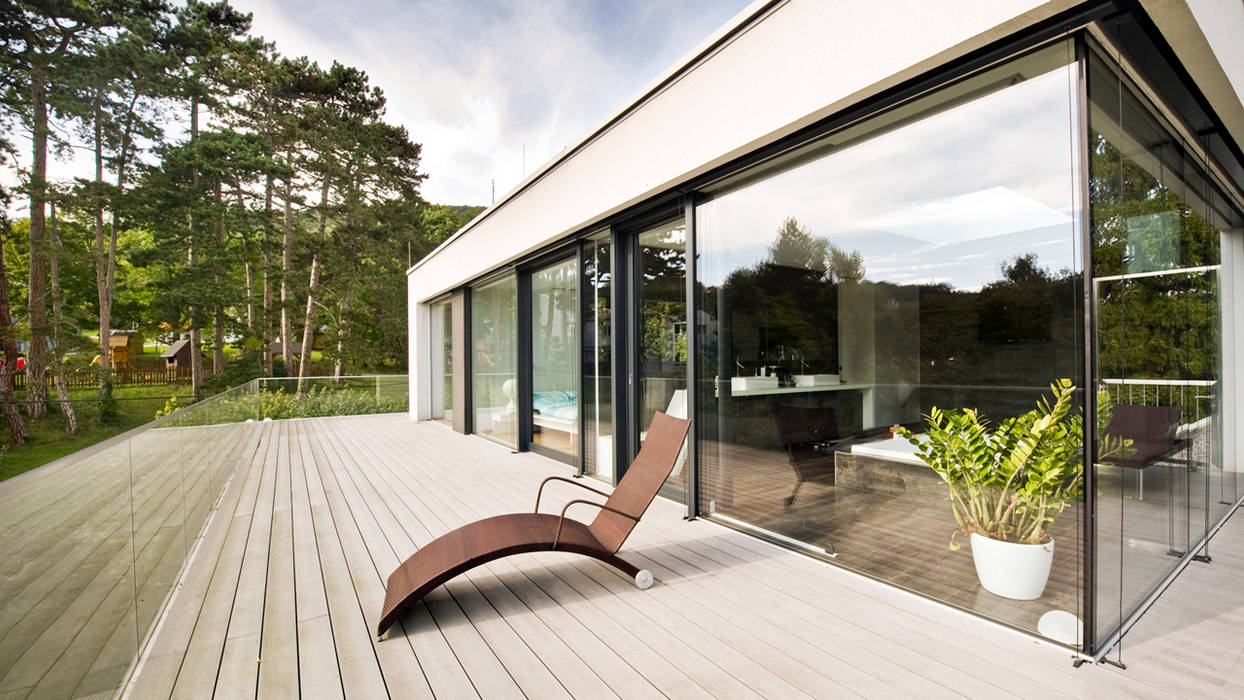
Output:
[
  {"xmin": 693, "ymin": 42, "xmax": 1084, "ymax": 639},
  {"xmin": 472, "ymin": 274, "xmax": 518, "ymax": 447},
  {"xmin": 583, "ymin": 233, "xmax": 615, "ymax": 481},
  {"xmin": 1088, "ymin": 44, "xmax": 1241, "ymax": 650},
  {"xmin": 529, "ymin": 256, "xmax": 580, "ymax": 463},
  {"xmin": 429, "ymin": 297, "xmax": 453, "ymax": 425},
  {"xmin": 635, "ymin": 220, "xmax": 688, "ymax": 495}
]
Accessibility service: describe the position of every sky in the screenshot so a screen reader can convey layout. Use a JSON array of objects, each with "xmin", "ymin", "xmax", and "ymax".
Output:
[
  {"xmin": 1, "ymin": 0, "xmax": 752, "ymax": 212},
  {"xmin": 235, "ymin": 0, "xmax": 758, "ymax": 205}
]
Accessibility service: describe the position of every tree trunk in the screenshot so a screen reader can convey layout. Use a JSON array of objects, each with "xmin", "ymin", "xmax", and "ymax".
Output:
[
  {"xmin": 0, "ymin": 221, "xmax": 29, "ymax": 444},
  {"xmin": 95, "ymin": 92, "xmax": 138, "ymax": 417},
  {"xmin": 48, "ymin": 204, "xmax": 78, "ymax": 434},
  {"xmin": 262, "ymin": 174, "xmax": 274, "ymax": 375},
  {"xmin": 188, "ymin": 98, "xmax": 205, "ymax": 400},
  {"xmin": 93, "ymin": 95, "xmax": 111, "ymax": 377},
  {"xmin": 245, "ymin": 261, "xmax": 254, "ymax": 332},
  {"xmin": 212, "ymin": 182, "xmax": 225, "ymax": 375},
  {"xmin": 26, "ymin": 76, "xmax": 49, "ymax": 418},
  {"xmin": 280, "ymin": 181, "xmax": 293, "ymax": 375},
  {"xmin": 297, "ymin": 253, "xmax": 320, "ymax": 393},
  {"xmin": 333, "ymin": 294, "xmax": 351, "ymax": 381},
  {"xmin": 297, "ymin": 179, "xmax": 331, "ymax": 392}
]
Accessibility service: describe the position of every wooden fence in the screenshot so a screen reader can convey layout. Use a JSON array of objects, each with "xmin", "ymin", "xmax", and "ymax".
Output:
[{"xmin": 5, "ymin": 366, "xmax": 199, "ymax": 389}]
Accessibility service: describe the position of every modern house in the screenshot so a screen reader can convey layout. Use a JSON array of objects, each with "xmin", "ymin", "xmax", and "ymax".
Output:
[{"xmin": 407, "ymin": 0, "xmax": 1244, "ymax": 660}]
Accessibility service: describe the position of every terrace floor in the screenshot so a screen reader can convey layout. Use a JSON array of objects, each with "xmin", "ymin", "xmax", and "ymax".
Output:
[{"xmin": 109, "ymin": 414, "xmax": 1244, "ymax": 697}]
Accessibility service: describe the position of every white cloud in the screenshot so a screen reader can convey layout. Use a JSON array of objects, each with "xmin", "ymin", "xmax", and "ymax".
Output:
[{"xmin": 233, "ymin": 0, "xmax": 750, "ymax": 205}]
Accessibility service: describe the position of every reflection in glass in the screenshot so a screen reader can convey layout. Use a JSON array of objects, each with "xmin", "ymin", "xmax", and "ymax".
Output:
[
  {"xmin": 583, "ymin": 234, "xmax": 615, "ymax": 482},
  {"xmin": 1088, "ymin": 48, "xmax": 1241, "ymax": 648},
  {"xmin": 472, "ymin": 274, "xmax": 518, "ymax": 446},
  {"xmin": 530, "ymin": 257, "xmax": 579, "ymax": 462},
  {"xmin": 695, "ymin": 43, "xmax": 1083, "ymax": 639},
  {"xmin": 430, "ymin": 298, "xmax": 453, "ymax": 424},
  {"xmin": 637, "ymin": 220, "xmax": 688, "ymax": 495}
]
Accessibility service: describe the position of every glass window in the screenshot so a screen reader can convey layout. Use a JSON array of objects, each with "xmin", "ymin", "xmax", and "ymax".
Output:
[
  {"xmin": 637, "ymin": 220, "xmax": 688, "ymax": 496},
  {"xmin": 1088, "ymin": 47, "xmax": 1243, "ymax": 649},
  {"xmin": 583, "ymin": 233, "xmax": 615, "ymax": 482},
  {"xmin": 429, "ymin": 298, "xmax": 453, "ymax": 425},
  {"xmin": 695, "ymin": 42, "xmax": 1083, "ymax": 639},
  {"xmin": 530, "ymin": 257, "xmax": 579, "ymax": 462},
  {"xmin": 472, "ymin": 274, "xmax": 518, "ymax": 446}
]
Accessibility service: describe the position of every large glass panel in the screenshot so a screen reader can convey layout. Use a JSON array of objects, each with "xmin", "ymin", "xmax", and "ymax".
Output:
[
  {"xmin": 472, "ymin": 274, "xmax": 519, "ymax": 446},
  {"xmin": 637, "ymin": 220, "xmax": 688, "ymax": 495},
  {"xmin": 530, "ymin": 257, "xmax": 579, "ymax": 462},
  {"xmin": 1088, "ymin": 48, "xmax": 1242, "ymax": 648},
  {"xmin": 583, "ymin": 233, "xmax": 615, "ymax": 482},
  {"xmin": 430, "ymin": 297, "xmax": 453, "ymax": 425},
  {"xmin": 696, "ymin": 43, "xmax": 1084, "ymax": 640}
]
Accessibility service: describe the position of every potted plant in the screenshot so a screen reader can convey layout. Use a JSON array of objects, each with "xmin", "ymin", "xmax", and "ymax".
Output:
[{"xmin": 898, "ymin": 378, "xmax": 1088, "ymax": 600}]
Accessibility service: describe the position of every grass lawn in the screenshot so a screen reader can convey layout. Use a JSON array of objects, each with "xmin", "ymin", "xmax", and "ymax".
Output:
[{"xmin": 0, "ymin": 384, "xmax": 194, "ymax": 483}]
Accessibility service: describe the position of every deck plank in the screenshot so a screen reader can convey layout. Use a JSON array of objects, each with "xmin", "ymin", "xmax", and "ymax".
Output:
[
  {"xmin": 288, "ymin": 421, "xmax": 345, "ymax": 700},
  {"xmin": 213, "ymin": 418, "xmax": 282, "ymax": 700},
  {"xmin": 258, "ymin": 421, "xmax": 300, "ymax": 698},
  {"xmin": 298, "ymin": 422, "xmax": 396, "ymax": 700}
]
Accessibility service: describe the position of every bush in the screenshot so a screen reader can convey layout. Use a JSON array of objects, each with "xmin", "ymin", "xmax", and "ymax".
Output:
[
  {"xmin": 171, "ymin": 384, "xmax": 405, "ymax": 426},
  {"xmin": 202, "ymin": 350, "xmax": 265, "ymax": 396},
  {"xmin": 256, "ymin": 386, "xmax": 406, "ymax": 419}
]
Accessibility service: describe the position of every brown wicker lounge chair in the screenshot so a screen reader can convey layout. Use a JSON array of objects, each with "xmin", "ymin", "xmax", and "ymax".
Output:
[
  {"xmin": 1101, "ymin": 403, "xmax": 1188, "ymax": 500},
  {"xmin": 377, "ymin": 411, "xmax": 690, "ymax": 637},
  {"xmin": 776, "ymin": 404, "xmax": 839, "ymax": 506}
]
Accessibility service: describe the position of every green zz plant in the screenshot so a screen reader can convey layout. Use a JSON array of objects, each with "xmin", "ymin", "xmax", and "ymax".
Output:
[{"xmin": 899, "ymin": 379, "xmax": 1088, "ymax": 550}]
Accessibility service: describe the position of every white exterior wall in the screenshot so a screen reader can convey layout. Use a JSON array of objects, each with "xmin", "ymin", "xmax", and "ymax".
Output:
[
  {"xmin": 408, "ymin": 0, "xmax": 1078, "ymax": 303},
  {"xmin": 408, "ymin": 277, "xmax": 429, "ymax": 420},
  {"xmin": 1143, "ymin": 0, "xmax": 1244, "ymax": 159},
  {"xmin": 406, "ymin": 0, "xmax": 1244, "ymax": 422}
]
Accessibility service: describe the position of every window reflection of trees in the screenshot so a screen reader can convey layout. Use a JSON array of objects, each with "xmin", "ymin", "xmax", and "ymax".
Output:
[{"xmin": 1090, "ymin": 131, "xmax": 1221, "ymax": 382}]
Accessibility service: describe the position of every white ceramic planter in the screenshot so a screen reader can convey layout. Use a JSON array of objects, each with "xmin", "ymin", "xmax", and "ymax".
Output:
[{"xmin": 969, "ymin": 532, "xmax": 1054, "ymax": 600}]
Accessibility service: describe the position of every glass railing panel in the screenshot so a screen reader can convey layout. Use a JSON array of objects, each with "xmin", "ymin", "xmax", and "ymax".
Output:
[
  {"xmin": 126, "ymin": 423, "xmax": 188, "ymax": 654},
  {"xmin": 1087, "ymin": 43, "xmax": 1236, "ymax": 651},
  {"xmin": 0, "ymin": 438, "xmax": 139, "ymax": 699},
  {"xmin": 0, "ymin": 374, "xmax": 401, "ymax": 697}
]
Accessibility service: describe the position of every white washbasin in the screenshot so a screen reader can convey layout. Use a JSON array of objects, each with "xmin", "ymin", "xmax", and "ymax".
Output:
[
  {"xmin": 731, "ymin": 376, "xmax": 780, "ymax": 392},
  {"xmin": 794, "ymin": 373, "xmax": 840, "ymax": 387}
]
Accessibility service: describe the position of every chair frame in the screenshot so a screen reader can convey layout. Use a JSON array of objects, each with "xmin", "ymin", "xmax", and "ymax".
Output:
[{"xmin": 377, "ymin": 411, "xmax": 689, "ymax": 638}]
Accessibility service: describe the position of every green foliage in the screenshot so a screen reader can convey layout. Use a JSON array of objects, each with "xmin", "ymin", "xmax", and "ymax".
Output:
[
  {"xmin": 898, "ymin": 379, "xmax": 1086, "ymax": 548},
  {"xmin": 255, "ymin": 386, "xmax": 404, "ymax": 420},
  {"xmin": 169, "ymin": 384, "xmax": 402, "ymax": 425},
  {"xmin": 154, "ymin": 394, "xmax": 180, "ymax": 418},
  {"xmin": 201, "ymin": 347, "xmax": 263, "ymax": 394},
  {"xmin": 1089, "ymin": 131, "xmax": 1221, "ymax": 381}
]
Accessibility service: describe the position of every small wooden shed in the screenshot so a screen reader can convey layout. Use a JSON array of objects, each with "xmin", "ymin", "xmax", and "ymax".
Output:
[
  {"xmin": 98, "ymin": 330, "xmax": 144, "ymax": 367},
  {"xmin": 161, "ymin": 339, "xmax": 193, "ymax": 369}
]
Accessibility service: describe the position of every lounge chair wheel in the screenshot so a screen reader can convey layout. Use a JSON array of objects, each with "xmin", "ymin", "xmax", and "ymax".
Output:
[{"xmin": 635, "ymin": 569, "xmax": 653, "ymax": 590}]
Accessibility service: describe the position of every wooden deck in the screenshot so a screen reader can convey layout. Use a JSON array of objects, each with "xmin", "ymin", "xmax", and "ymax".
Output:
[{"xmin": 116, "ymin": 414, "xmax": 1240, "ymax": 699}]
